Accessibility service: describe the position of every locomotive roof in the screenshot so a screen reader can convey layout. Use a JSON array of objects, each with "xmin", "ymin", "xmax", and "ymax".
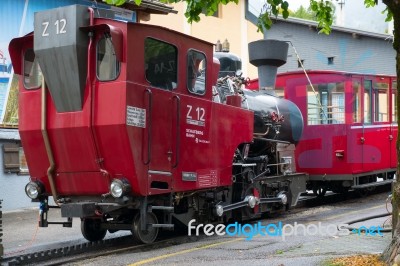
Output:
[{"xmin": 97, "ymin": 16, "xmax": 214, "ymax": 47}]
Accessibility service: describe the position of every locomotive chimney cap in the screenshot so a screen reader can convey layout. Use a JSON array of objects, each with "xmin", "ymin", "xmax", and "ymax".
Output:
[
  {"xmin": 215, "ymin": 40, "xmax": 222, "ymax": 52},
  {"xmin": 222, "ymin": 39, "xmax": 230, "ymax": 52}
]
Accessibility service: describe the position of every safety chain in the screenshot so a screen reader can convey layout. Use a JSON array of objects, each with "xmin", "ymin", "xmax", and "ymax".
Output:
[{"xmin": 287, "ymin": 41, "xmax": 328, "ymax": 121}]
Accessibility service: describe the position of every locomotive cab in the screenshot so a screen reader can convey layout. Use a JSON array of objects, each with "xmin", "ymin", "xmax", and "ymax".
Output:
[{"xmin": 10, "ymin": 4, "xmax": 307, "ymax": 243}]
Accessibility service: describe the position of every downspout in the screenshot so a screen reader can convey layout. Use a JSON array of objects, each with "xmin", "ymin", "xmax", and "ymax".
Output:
[{"xmin": 41, "ymin": 76, "xmax": 59, "ymax": 205}]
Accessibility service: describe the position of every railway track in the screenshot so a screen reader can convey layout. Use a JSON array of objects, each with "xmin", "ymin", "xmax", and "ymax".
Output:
[{"xmin": 1, "ymin": 185, "xmax": 391, "ymax": 266}]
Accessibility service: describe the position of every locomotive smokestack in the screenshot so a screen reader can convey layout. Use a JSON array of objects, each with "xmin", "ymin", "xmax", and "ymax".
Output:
[{"xmin": 248, "ymin": 39, "xmax": 288, "ymax": 90}]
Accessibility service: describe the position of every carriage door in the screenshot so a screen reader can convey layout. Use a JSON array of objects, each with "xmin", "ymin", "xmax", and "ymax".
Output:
[
  {"xmin": 144, "ymin": 38, "xmax": 178, "ymax": 177},
  {"xmin": 349, "ymin": 77, "xmax": 363, "ymax": 174},
  {"xmin": 362, "ymin": 78, "xmax": 391, "ymax": 173},
  {"xmin": 390, "ymin": 79, "xmax": 397, "ymax": 169},
  {"xmin": 373, "ymin": 78, "xmax": 391, "ymax": 171}
]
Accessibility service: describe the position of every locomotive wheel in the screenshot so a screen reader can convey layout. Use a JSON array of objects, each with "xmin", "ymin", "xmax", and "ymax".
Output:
[
  {"xmin": 242, "ymin": 184, "xmax": 261, "ymax": 219},
  {"xmin": 81, "ymin": 218, "xmax": 107, "ymax": 242},
  {"xmin": 313, "ymin": 186, "xmax": 327, "ymax": 197},
  {"xmin": 131, "ymin": 212, "xmax": 159, "ymax": 244}
]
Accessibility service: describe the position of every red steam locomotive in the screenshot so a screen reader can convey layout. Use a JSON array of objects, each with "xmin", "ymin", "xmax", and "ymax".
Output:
[
  {"xmin": 249, "ymin": 70, "xmax": 397, "ymax": 196},
  {"xmin": 9, "ymin": 5, "xmax": 307, "ymax": 243}
]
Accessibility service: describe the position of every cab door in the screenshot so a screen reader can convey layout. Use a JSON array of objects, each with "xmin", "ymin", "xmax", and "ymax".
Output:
[{"xmin": 144, "ymin": 38, "xmax": 178, "ymax": 176}]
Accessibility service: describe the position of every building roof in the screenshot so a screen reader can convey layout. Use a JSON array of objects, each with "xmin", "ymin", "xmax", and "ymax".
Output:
[
  {"xmin": 123, "ymin": 0, "xmax": 177, "ymax": 14},
  {"xmin": 273, "ymin": 16, "xmax": 393, "ymax": 41},
  {"xmin": 0, "ymin": 128, "xmax": 20, "ymax": 141}
]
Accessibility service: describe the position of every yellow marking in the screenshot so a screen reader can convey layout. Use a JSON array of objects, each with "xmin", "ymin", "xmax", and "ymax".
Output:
[
  {"xmin": 128, "ymin": 203, "xmax": 387, "ymax": 265},
  {"xmin": 128, "ymin": 238, "xmax": 242, "ymax": 266}
]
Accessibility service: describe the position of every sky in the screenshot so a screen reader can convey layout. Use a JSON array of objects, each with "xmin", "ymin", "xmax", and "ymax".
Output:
[{"xmin": 248, "ymin": 0, "xmax": 391, "ymax": 34}]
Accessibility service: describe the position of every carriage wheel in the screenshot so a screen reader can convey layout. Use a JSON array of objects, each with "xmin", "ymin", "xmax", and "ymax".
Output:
[
  {"xmin": 81, "ymin": 218, "xmax": 107, "ymax": 242},
  {"xmin": 356, "ymin": 187, "xmax": 374, "ymax": 197},
  {"xmin": 332, "ymin": 186, "xmax": 349, "ymax": 194},
  {"xmin": 313, "ymin": 186, "xmax": 327, "ymax": 197},
  {"xmin": 131, "ymin": 212, "xmax": 159, "ymax": 244}
]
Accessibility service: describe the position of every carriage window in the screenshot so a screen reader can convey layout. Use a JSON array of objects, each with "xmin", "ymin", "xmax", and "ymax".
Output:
[
  {"xmin": 97, "ymin": 36, "xmax": 120, "ymax": 81},
  {"xmin": 306, "ymin": 82, "xmax": 345, "ymax": 125},
  {"xmin": 145, "ymin": 38, "xmax": 177, "ymax": 90},
  {"xmin": 364, "ymin": 81, "xmax": 372, "ymax": 124},
  {"xmin": 23, "ymin": 49, "xmax": 42, "ymax": 89},
  {"xmin": 352, "ymin": 81, "xmax": 361, "ymax": 123},
  {"xmin": 374, "ymin": 82, "xmax": 389, "ymax": 122},
  {"xmin": 393, "ymin": 80, "xmax": 397, "ymax": 123},
  {"xmin": 187, "ymin": 50, "xmax": 206, "ymax": 95}
]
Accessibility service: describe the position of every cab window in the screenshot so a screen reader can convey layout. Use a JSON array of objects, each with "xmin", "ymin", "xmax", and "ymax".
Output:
[
  {"xmin": 23, "ymin": 49, "xmax": 42, "ymax": 89},
  {"xmin": 145, "ymin": 38, "xmax": 177, "ymax": 90},
  {"xmin": 97, "ymin": 36, "xmax": 120, "ymax": 81},
  {"xmin": 187, "ymin": 50, "xmax": 206, "ymax": 95}
]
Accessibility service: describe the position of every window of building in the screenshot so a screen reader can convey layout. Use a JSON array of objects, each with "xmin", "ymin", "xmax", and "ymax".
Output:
[
  {"xmin": 364, "ymin": 80, "xmax": 372, "ymax": 124},
  {"xmin": 374, "ymin": 82, "xmax": 389, "ymax": 122},
  {"xmin": 392, "ymin": 80, "xmax": 397, "ymax": 123},
  {"xmin": 327, "ymin": 56, "xmax": 335, "ymax": 65},
  {"xmin": 307, "ymin": 82, "xmax": 345, "ymax": 125},
  {"xmin": 145, "ymin": 38, "xmax": 178, "ymax": 90},
  {"xmin": 97, "ymin": 35, "xmax": 120, "ymax": 81},
  {"xmin": 23, "ymin": 49, "xmax": 42, "ymax": 89},
  {"xmin": 19, "ymin": 147, "xmax": 29, "ymax": 174},
  {"xmin": 187, "ymin": 50, "xmax": 206, "ymax": 95},
  {"xmin": 352, "ymin": 81, "xmax": 361, "ymax": 123},
  {"xmin": 297, "ymin": 59, "xmax": 304, "ymax": 68}
]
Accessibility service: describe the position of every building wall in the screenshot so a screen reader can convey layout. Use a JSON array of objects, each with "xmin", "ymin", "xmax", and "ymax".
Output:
[
  {"xmin": 0, "ymin": 129, "xmax": 35, "ymax": 211},
  {"xmin": 264, "ymin": 20, "xmax": 396, "ymax": 76},
  {"xmin": 146, "ymin": 1, "xmax": 396, "ymax": 79}
]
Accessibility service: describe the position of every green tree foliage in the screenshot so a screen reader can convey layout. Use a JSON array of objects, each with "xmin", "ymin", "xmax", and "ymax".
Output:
[
  {"xmin": 290, "ymin": 3, "xmax": 335, "ymax": 24},
  {"xmin": 291, "ymin": 5, "xmax": 317, "ymax": 21}
]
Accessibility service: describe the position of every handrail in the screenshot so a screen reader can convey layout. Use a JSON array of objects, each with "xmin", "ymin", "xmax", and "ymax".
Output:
[
  {"xmin": 143, "ymin": 89, "xmax": 152, "ymax": 165},
  {"xmin": 172, "ymin": 95, "xmax": 180, "ymax": 168},
  {"xmin": 87, "ymin": 7, "xmax": 111, "ymax": 182}
]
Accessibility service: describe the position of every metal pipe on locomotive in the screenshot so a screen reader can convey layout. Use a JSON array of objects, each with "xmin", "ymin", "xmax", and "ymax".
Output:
[{"xmin": 9, "ymin": 4, "xmax": 307, "ymax": 243}]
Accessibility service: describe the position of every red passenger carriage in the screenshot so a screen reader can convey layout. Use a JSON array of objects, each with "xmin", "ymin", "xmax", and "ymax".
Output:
[{"xmin": 251, "ymin": 70, "xmax": 397, "ymax": 196}]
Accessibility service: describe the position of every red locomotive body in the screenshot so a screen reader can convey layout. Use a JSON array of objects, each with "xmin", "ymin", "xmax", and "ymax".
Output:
[
  {"xmin": 9, "ymin": 5, "xmax": 307, "ymax": 243},
  {"xmin": 251, "ymin": 70, "xmax": 396, "ymax": 195}
]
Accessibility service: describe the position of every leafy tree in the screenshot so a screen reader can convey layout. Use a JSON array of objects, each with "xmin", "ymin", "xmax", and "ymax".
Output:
[
  {"xmin": 104, "ymin": 0, "xmax": 400, "ymax": 263},
  {"xmin": 290, "ymin": 3, "xmax": 335, "ymax": 23},
  {"xmin": 291, "ymin": 5, "xmax": 317, "ymax": 21}
]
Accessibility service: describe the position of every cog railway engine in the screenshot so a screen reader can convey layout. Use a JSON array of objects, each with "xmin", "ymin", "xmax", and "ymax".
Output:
[{"xmin": 9, "ymin": 5, "xmax": 307, "ymax": 243}]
